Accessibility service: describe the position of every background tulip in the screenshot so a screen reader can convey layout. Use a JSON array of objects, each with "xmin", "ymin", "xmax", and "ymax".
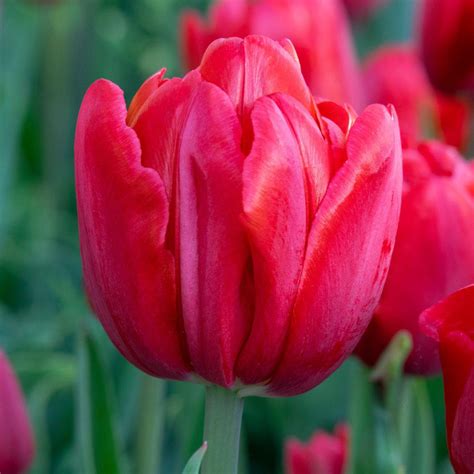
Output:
[
  {"xmin": 285, "ymin": 424, "xmax": 349, "ymax": 474},
  {"xmin": 0, "ymin": 350, "xmax": 35, "ymax": 474},
  {"xmin": 363, "ymin": 44, "xmax": 469, "ymax": 150},
  {"xmin": 419, "ymin": 0, "xmax": 474, "ymax": 96},
  {"xmin": 75, "ymin": 35, "xmax": 402, "ymax": 398},
  {"xmin": 420, "ymin": 285, "xmax": 474, "ymax": 474},
  {"xmin": 181, "ymin": 0, "xmax": 364, "ymax": 109},
  {"xmin": 356, "ymin": 141, "xmax": 474, "ymax": 375}
]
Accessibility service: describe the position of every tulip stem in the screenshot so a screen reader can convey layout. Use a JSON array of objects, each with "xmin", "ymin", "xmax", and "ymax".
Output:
[
  {"xmin": 202, "ymin": 385, "xmax": 244, "ymax": 474},
  {"xmin": 136, "ymin": 375, "xmax": 165, "ymax": 474}
]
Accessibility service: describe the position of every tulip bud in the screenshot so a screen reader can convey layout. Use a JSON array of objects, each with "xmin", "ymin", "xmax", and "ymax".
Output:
[
  {"xmin": 356, "ymin": 141, "xmax": 474, "ymax": 375},
  {"xmin": 75, "ymin": 35, "xmax": 402, "ymax": 396},
  {"xmin": 285, "ymin": 424, "xmax": 349, "ymax": 474},
  {"xmin": 420, "ymin": 285, "xmax": 474, "ymax": 474},
  {"xmin": 181, "ymin": 0, "xmax": 364, "ymax": 109},
  {"xmin": 419, "ymin": 0, "xmax": 474, "ymax": 96},
  {"xmin": 0, "ymin": 350, "xmax": 35, "ymax": 474}
]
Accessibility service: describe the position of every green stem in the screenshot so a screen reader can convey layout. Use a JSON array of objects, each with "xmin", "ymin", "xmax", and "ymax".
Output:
[
  {"xmin": 136, "ymin": 375, "xmax": 166, "ymax": 474},
  {"xmin": 202, "ymin": 385, "xmax": 244, "ymax": 474}
]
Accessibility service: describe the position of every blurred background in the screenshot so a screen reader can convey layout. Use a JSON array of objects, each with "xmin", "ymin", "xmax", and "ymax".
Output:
[{"xmin": 0, "ymin": 0, "xmax": 454, "ymax": 473}]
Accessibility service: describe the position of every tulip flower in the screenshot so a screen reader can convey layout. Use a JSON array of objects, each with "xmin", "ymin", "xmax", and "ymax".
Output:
[
  {"xmin": 285, "ymin": 424, "xmax": 349, "ymax": 474},
  {"xmin": 420, "ymin": 0, "xmax": 474, "ymax": 96},
  {"xmin": 181, "ymin": 0, "xmax": 364, "ymax": 109},
  {"xmin": 75, "ymin": 35, "xmax": 402, "ymax": 472},
  {"xmin": 420, "ymin": 285, "xmax": 474, "ymax": 474},
  {"xmin": 363, "ymin": 44, "xmax": 469, "ymax": 150},
  {"xmin": 356, "ymin": 141, "xmax": 474, "ymax": 375},
  {"xmin": 0, "ymin": 350, "xmax": 35, "ymax": 474}
]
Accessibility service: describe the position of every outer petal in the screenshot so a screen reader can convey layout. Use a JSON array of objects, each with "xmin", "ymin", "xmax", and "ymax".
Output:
[
  {"xmin": 199, "ymin": 35, "xmax": 312, "ymax": 120},
  {"xmin": 420, "ymin": 285, "xmax": 474, "ymax": 474},
  {"xmin": 75, "ymin": 79, "xmax": 190, "ymax": 379},
  {"xmin": 0, "ymin": 350, "xmax": 35, "ymax": 474},
  {"xmin": 358, "ymin": 146, "xmax": 474, "ymax": 374},
  {"xmin": 178, "ymin": 81, "xmax": 250, "ymax": 387},
  {"xmin": 269, "ymin": 105, "xmax": 402, "ymax": 396},
  {"xmin": 236, "ymin": 94, "xmax": 329, "ymax": 384}
]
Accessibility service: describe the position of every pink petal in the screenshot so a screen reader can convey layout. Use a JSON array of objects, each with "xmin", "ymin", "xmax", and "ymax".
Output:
[
  {"xmin": 269, "ymin": 105, "xmax": 402, "ymax": 396},
  {"xmin": 236, "ymin": 93, "xmax": 329, "ymax": 384},
  {"xmin": 126, "ymin": 68, "xmax": 167, "ymax": 127},
  {"xmin": 75, "ymin": 79, "xmax": 190, "ymax": 379},
  {"xmin": 199, "ymin": 35, "xmax": 311, "ymax": 120},
  {"xmin": 177, "ymin": 81, "xmax": 250, "ymax": 387}
]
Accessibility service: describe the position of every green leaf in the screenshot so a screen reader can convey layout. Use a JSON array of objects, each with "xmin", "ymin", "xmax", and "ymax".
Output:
[
  {"xmin": 76, "ymin": 327, "xmax": 123, "ymax": 474},
  {"xmin": 182, "ymin": 442, "xmax": 208, "ymax": 474}
]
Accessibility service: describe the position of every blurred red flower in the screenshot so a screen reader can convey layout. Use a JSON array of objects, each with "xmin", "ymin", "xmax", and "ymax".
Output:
[
  {"xmin": 363, "ymin": 44, "xmax": 469, "ymax": 150},
  {"xmin": 421, "ymin": 285, "xmax": 474, "ymax": 474},
  {"xmin": 181, "ymin": 0, "xmax": 364, "ymax": 109},
  {"xmin": 75, "ymin": 35, "xmax": 402, "ymax": 396},
  {"xmin": 0, "ymin": 350, "xmax": 35, "ymax": 474},
  {"xmin": 285, "ymin": 424, "xmax": 349, "ymax": 474},
  {"xmin": 420, "ymin": 0, "xmax": 474, "ymax": 96},
  {"xmin": 356, "ymin": 141, "xmax": 474, "ymax": 375}
]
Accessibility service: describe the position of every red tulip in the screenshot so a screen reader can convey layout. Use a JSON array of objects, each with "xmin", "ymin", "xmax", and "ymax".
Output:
[
  {"xmin": 285, "ymin": 424, "xmax": 349, "ymax": 474},
  {"xmin": 75, "ymin": 35, "xmax": 402, "ymax": 396},
  {"xmin": 0, "ymin": 350, "xmax": 35, "ymax": 474},
  {"xmin": 420, "ymin": 0, "xmax": 474, "ymax": 96},
  {"xmin": 181, "ymin": 0, "xmax": 364, "ymax": 110},
  {"xmin": 356, "ymin": 141, "xmax": 474, "ymax": 375},
  {"xmin": 363, "ymin": 44, "xmax": 469, "ymax": 150},
  {"xmin": 420, "ymin": 285, "xmax": 474, "ymax": 474}
]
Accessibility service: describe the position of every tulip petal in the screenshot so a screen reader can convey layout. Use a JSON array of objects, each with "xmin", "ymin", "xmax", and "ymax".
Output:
[
  {"xmin": 132, "ymin": 70, "xmax": 202, "ymax": 199},
  {"xmin": 178, "ymin": 81, "xmax": 250, "ymax": 387},
  {"xmin": 75, "ymin": 79, "xmax": 190, "ymax": 379},
  {"xmin": 199, "ymin": 35, "xmax": 311, "ymax": 119},
  {"xmin": 362, "ymin": 150, "xmax": 474, "ymax": 374},
  {"xmin": 420, "ymin": 285, "xmax": 474, "ymax": 474},
  {"xmin": 126, "ymin": 68, "xmax": 167, "ymax": 127},
  {"xmin": 269, "ymin": 105, "xmax": 402, "ymax": 396},
  {"xmin": 236, "ymin": 94, "xmax": 329, "ymax": 384}
]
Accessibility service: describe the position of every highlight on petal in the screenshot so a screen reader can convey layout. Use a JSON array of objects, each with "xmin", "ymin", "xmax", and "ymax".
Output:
[
  {"xmin": 269, "ymin": 105, "xmax": 402, "ymax": 396},
  {"xmin": 75, "ymin": 79, "xmax": 190, "ymax": 379}
]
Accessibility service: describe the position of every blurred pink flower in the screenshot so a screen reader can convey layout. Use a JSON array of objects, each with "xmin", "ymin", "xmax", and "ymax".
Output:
[
  {"xmin": 0, "ymin": 350, "xmax": 35, "ymax": 474},
  {"xmin": 181, "ymin": 0, "xmax": 365, "ymax": 109},
  {"xmin": 285, "ymin": 424, "xmax": 349, "ymax": 474}
]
